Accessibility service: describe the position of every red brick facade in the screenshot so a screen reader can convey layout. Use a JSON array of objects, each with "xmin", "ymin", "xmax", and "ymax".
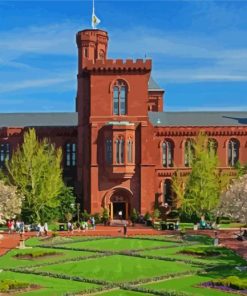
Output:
[{"xmin": 1, "ymin": 28, "xmax": 247, "ymax": 219}]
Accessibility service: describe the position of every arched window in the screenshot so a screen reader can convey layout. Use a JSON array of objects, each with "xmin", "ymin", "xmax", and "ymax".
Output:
[
  {"xmin": 65, "ymin": 143, "xmax": 76, "ymax": 167},
  {"xmin": 0, "ymin": 143, "xmax": 10, "ymax": 168},
  {"xmin": 184, "ymin": 139, "xmax": 195, "ymax": 167},
  {"xmin": 127, "ymin": 139, "xmax": 133, "ymax": 163},
  {"xmin": 208, "ymin": 138, "xmax": 218, "ymax": 156},
  {"xmin": 162, "ymin": 141, "xmax": 174, "ymax": 167},
  {"xmin": 163, "ymin": 179, "xmax": 173, "ymax": 206},
  {"xmin": 115, "ymin": 138, "xmax": 124, "ymax": 164},
  {"xmin": 228, "ymin": 139, "xmax": 239, "ymax": 166},
  {"xmin": 113, "ymin": 80, "xmax": 127, "ymax": 115},
  {"xmin": 105, "ymin": 139, "xmax": 112, "ymax": 164}
]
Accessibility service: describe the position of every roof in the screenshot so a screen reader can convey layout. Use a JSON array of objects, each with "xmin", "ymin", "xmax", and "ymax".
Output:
[
  {"xmin": 0, "ymin": 113, "xmax": 78, "ymax": 127},
  {"xmin": 148, "ymin": 77, "xmax": 164, "ymax": 91},
  {"xmin": 148, "ymin": 111, "xmax": 247, "ymax": 126}
]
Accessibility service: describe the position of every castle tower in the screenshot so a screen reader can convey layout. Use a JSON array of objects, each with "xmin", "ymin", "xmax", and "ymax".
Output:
[
  {"xmin": 76, "ymin": 28, "xmax": 154, "ymax": 217},
  {"xmin": 76, "ymin": 29, "xmax": 108, "ymax": 71}
]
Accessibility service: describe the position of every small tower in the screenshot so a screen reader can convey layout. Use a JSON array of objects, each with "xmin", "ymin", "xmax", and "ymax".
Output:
[{"xmin": 76, "ymin": 29, "xmax": 108, "ymax": 72}]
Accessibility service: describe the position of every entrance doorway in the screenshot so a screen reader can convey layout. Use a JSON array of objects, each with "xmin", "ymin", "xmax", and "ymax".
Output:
[
  {"xmin": 109, "ymin": 192, "xmax": 130, "ymax": 220},
  {"xmin": 113, "ymin": 202, "xmax": 126, "ymax": 219}
]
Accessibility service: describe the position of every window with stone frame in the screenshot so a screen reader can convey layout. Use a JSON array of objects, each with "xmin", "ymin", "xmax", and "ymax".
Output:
[
  {"xmin": 0, "ymin": 143, "xmax": 10, "ymax": 168},
  {"xmin": 184, "ymin": 139, "xmax": 195, "ymax": 167},
  {"xmin": 113, "ymin": 80, "xmax": 127, "ymax": 115},
  {"xmin": 105, "ymin": 139, "xmax": 113, "ymax": 164},
  {"xmin": 208, "ymin": 138, "xmax": 218, "ymax": 156},
  {"xmin": 127, "ymin": 138, "xmax": 133, "ymax": 163},
  {"xmin": 65, "ymin": 143, "xmax": 76, "ymax": 167},
  {"xmin": 115, "ymin": 138, "xmax": 124, "ymax": 164},
  {"xmin": 162, "ymin": 140, "xmax": 174, "ymax": 167},
  {"xmin": 163, "ymin": 179, "xmax": 173, "ymax": 206},
  {"xmin": 228, "ymin": 138, "xmax": 239, "ymax": 167}
]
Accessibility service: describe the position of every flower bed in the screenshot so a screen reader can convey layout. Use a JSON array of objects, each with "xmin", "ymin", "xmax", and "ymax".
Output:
[
  {"xmin": 180, "ymin": 246, "xmax": 226, "ymax": 257},
  {"xmin": 201, "ymin": 276, "xmax": 247, "ymax": 295}
]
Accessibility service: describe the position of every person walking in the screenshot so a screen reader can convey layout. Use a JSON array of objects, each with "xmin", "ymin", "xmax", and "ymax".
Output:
[{"xmin": 123, "ymin": 224, "xmax": 127, "ymax": 237}]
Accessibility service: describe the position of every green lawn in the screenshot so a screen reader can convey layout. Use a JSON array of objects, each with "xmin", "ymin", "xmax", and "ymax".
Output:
[
  {"xmin": 0, "ymin": 247, "xmax": 95, "ymax": 269},
  {"xmin": 142, "ymin": 275, "xmax": 237, "ymax": 296},
  {"xmin": 138, "ymin": 244, "xmax": 246, "ymax": 266},
  {"xmin": 0, "ymin": 271, "xmax": 98, "ymax": 296},
  {"xmin": 56, "ymin": 237, "xmax": 175, "ymax": 251},
  {"xmin": 0, "ymin": 235, "xmax": 245, "ymax": 296},
  {"xmin": 36, "ymin": 254, "xmax": 200, "ymax": 282}
]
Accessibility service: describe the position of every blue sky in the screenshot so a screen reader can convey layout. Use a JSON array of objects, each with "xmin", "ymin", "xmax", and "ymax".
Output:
[{"xmin": 1, "ymin": 0, "xmax": 247, "ymax": 112}]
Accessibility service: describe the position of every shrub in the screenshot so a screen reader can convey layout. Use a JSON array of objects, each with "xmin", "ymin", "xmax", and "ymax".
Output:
[
  {"xmin": 0, "ymin": 279, "xmax": 30, "ymax": 292},
  {"xmin": 181, "ymin": 246, "xmax": 225, "ymax": 257},
  {"xmin": 15, "ymin": 250, "xmax": 60, "ymax": 258},
  {"xmin": 212, "ymin": 276, "xmax": 247, "ymax": 290}
]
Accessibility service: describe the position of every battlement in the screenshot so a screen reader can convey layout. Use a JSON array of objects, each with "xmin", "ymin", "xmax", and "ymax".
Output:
[
  {"xmin": 82, "ymin": 59, "xmax": 152, "ymax": 72},
  {"xmin": 76, "ymin": 29, "xmax": 108, "ymax": 46}
]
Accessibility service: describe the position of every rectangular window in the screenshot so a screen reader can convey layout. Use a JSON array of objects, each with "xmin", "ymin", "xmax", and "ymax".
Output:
[
  {"xmin": 113, "ymin": 87, "xmax": 119, "ymax": 115},
  {"xmin": 120, "ymin": 87, "xmax": 126, "ymax": 115},
  {"xmin": 106, "ymin": 140, "xmax": 112, "ymax": 164}
]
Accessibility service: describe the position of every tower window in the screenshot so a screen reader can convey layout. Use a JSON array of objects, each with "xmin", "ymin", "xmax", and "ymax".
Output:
[
  {"xmin": 162, "ymin": 141, "xmax": 174, "ymax": 167},
  {"xmin": 163, "ymin": 179, "xmax": 173, "ymax": 206},
  {"xmin": 127, "ymin": 139, "xmax": 133, "ymax": 163},
  {"xmin": 115, "ymin": 138, "xmax": 124, "ymax": 164},
  {"xmin": 228, "ymin": 139, "xmax": 239, "ymax": 167},
  {"xmin": 113, "ymin": 80, "xmax": 127, "ymax": 115},
  {"xmin": 0, "ymin": 143, "xmax": 10, "ymax": 168},
  {"xmin": 105, "ymin": 139, "xmax": 112, "ymax": 164},
  {"xmin": 65, "ymin": 143, "xmax": 76, "ymax": 167}
]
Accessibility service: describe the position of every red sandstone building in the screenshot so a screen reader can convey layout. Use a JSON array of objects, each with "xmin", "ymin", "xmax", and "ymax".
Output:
[{"xmin": 1, "ymin": 28, "xmax": 247, "ymax": 219}]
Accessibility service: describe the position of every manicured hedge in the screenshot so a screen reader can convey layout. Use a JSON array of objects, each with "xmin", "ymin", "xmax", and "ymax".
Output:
[
  {"xmin": 0, "ymin": 279, "xmax": 30, "ymax": 292},
  {"xmin": 212, "ymin": 276, "xmax": 247, "ymax": 290}
]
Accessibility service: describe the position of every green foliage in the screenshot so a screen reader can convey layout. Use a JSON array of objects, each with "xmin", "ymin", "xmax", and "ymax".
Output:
[
  {"xmin": 101, "ymin": 208, "xmax": 109, "ymax": 224},
  {"xmin": 57, "ymin": 185, "xmax": 76, "ymax": 222},
  {"xmin": 130, "ymin": 208, "xmax": 138, "ymax": 223},
  {"xmin": 182, "ymin": 133, "xmax": 230, "ymax": 218},
  {"xmin": 92, "ymin": 213, "xmax": 101, "ymax": 224},
  {"xmin": 153, "ymin": 208, "xmax": 161, "ymax": 219},
  {"xmin": 234, "ymin": 161, "xmax": 247, "ymax": 178},
  {"xmin": 15, "ymin": 250, "xmax": 60, "ymax": 258},
  {"xmin": 6, "ymin": 129, "xmax": 64, "ymax": 223},
  {"xmin": 81, "ymin": 210, "xmax": 90, "ymax": 222},
  {"xmin": 212, "ymin": 276, "xmax": 247, "ymax": 290},
  {"xmin": 144, "ymin": 212, "xmax": 151, "ymax": 220},
  {"xmin": 181, "ymin": 246, "xmax": 227, "ymax": 257},
  {"xmin": 0, "ymin": 279, "xmax": 30, "ymax": 292}
]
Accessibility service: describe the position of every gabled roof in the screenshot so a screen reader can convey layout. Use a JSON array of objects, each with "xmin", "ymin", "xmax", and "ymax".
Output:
[
  {"xmin": 148, "ymin": 111, "xmax": 247, "ymax": 126},
  {"xmin": 148, "ymin": 77, "xmax": 164, "ymax": 91},
  {"xmin": 0, "ymin": 113, "xmax": 78, "ymax": 127}
]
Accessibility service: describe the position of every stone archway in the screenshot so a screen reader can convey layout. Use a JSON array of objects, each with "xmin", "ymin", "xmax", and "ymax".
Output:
[{"xmin": 103, "ymin": 187, "xmax": 133, "ymax": 220}]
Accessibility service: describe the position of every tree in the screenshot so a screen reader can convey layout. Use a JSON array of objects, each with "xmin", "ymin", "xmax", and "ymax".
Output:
[
  {"xmin": 175, "ymin": 133, "xmax": 230, "ymax": 219},
  {"xmin": 6, "ymin": 129, "xmax": 63, "ymax": 223},
  {"xmin": 217, "ymin": 174, "xmax": 247, "ymax": 225},
  {"xmin": 57, "ymin": 185, "xmax": 76, "ymax": 222},
  {"xmin": 0, "ymin": 181, "xmax": 22, "ymax": 221}
]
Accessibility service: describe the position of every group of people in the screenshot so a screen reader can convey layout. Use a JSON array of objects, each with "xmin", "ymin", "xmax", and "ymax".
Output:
[
  {"xmin": 7, "ymin": 220, "xmax": 25, "ymax": 234},
  {"xmin": 67, "ymin": 216, "xmax": 96, "ymax": 232}
]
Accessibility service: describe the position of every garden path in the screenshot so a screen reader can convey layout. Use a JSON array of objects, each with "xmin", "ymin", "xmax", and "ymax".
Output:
[{"xmin": 0, "ymin": 227, "xmax": 247, "ymax": 260}]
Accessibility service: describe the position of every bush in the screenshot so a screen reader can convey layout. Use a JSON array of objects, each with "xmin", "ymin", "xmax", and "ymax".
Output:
[
  {"xmin": 212, "ymin": 276, "xmax": 247, "ymax": 290},
  {"xmin": 181, "ymin": 246, "xmax": 225, "ymax": 257},
  {"xmin": 93, "ymin": 213, "xmax": 101, "ymax": 224},
  {"xmin": 0, "ymin": 279, "xmax": 30, "ymax": 292},
  {"xmin": 15, "ymin": 250, "xmax": 60, "ymax": 258},
  {"xmin": 81, "ymin": 210, "xmax": 90, "ymax": 222}
]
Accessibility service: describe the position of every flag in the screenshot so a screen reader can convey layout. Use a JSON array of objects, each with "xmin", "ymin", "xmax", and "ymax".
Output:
[{"xmin": 92, "ymin": 12, "xmax": 101, "ymax": 29}]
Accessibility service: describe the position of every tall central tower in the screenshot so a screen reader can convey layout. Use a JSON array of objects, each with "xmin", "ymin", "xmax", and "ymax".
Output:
[{"xmin": 76, "ymin": 28, "xmax": 154, "ymax": 218}]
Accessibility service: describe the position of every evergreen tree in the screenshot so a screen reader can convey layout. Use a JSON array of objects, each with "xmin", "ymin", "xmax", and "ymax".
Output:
[{"xmin": 6, "ymin": 129, "xmax": 63, "ymax": 223}]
